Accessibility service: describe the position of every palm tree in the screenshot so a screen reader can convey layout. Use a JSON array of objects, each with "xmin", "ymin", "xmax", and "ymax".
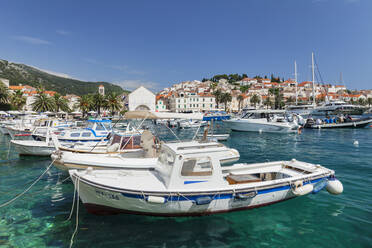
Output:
[
  {"xmin": 105, "ymin": 92, "xmax": 122, "ymax": 116},
  {"xmin": 263, "ymin": 97, "xmax": 272, "ymax": 109},
  {"xmin": 367, "ymin": 97, "xmax": 372, "ymax": 107},
  {"xmin": 77, "ymin": 95, "xmax": 92, "ymax": 117},
  {"xmin": 32, "ymin": 91, "xmax": 55, "ymax": 112},
  {"xmin": 237, "ymin": 94, "xmax": 244, "ymax": 112},
  {"xmin": 92, "ymin": 93, "xmax": 106, "ymax": 116},
  {"xmin": 221, "ymin": 93, "xmax": 232, "ymax": 112},
  {"xmin": 213, "ymin": 89, "xmax": 222, "ymax": 110},
  {"xmin": 0, "ymin": 82, "xmax": 9, "ymax": 104},
  {"xmin": 240, "ymin": 85, "xmax": 250, "ymax": 94},
  {"xmin": 10, "ymin": 90, "xmax": 27, "ymax": 110},
  {"xmin": 250, "ymin": 94, "xmax": 261, "ymax": 108},
  {"xmin": 53, "ymin": 93, "xmax": 70, "ymax": 112},
  {"xmin": 358, "ymin": 98, "xmax": 366, "ymax": 106}
]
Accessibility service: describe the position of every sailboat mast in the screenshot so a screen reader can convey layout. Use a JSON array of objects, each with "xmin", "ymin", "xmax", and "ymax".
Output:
[
  {"xmin": 311, "ymin": 52, "xmax": 316, "ymax": 107},
  {"xmin": 295, "ymin": 60, "xmax": 298, "ymax": 105}
]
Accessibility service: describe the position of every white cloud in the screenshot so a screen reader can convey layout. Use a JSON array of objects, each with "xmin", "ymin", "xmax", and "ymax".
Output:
[
  {"xmin": 56, "ymin": 30, "xmax": 70, "ymax": 35},
  {"xmin": 116, "ymin": 80, "xmax": 161, "ymax": 92},
  {"xmin": 12, "ymin": 35, "xmax": 51, "ymax": 45}
]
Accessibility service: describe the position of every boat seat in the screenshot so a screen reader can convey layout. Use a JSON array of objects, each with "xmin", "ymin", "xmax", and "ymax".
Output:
[{"xmin": 226, "ymin": 174, "xmax": 261, "ymax": 185}]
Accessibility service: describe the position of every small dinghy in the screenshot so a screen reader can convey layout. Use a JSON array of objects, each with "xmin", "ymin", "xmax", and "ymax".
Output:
[{"xmin": 70, "ymin": 148, "xmax": 342, "ymax": 216}]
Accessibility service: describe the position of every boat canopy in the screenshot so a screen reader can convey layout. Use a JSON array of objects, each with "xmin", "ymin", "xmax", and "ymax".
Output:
[{"xmin": 124, "ymin": 111, "xmax": 203, "ymax": 120}]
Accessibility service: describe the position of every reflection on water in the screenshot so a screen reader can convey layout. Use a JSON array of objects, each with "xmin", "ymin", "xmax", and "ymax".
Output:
[{"xmin": 0, "ymin": 124, "xmax": 372, "ymax": 247}]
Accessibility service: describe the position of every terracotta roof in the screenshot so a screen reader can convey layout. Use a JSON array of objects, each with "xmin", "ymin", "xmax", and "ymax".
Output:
[
  {"xmin": 9, "ymin": 85, "xmax": 24, "ymax": 90},
  {"xmin": 298, "ymin": 81, "xmax": 312, "ymax": 87}
]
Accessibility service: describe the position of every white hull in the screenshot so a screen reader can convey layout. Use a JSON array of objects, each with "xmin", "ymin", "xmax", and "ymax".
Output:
[
  {"xmin": 71, "ymin": 175, "xmax": 299, "ymax": 216},
  {"xmin": 197, "ymin": 134, "xmax": 230, "ymax": 141},
  {"xmin": 70, "ymin": 159, "xmax": 335, "ymax": 216},
  {"xmin": 0, "ymin": 126, "xmax": 9, "ymax": 135},
  {"xmin": 225, "ymin": 119, "xmax": 298, "ymax": 133},
  {"xmin": 11, "ymin": 140, "xmax": 55, "ymax": 156},
  {"xmin": 7, "ymin": 127, "xmax": 32, "ymax": 140}
]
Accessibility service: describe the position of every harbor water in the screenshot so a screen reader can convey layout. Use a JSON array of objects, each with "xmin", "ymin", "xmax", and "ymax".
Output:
[{"xmin": 0, "ymin": 126, "xmax": 371, "ymax": 247}]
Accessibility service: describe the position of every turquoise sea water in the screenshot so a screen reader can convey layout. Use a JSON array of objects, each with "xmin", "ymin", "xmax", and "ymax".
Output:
[{"xmin": 0, "ymin": 125, "xmax": 371, "ymax": 248}]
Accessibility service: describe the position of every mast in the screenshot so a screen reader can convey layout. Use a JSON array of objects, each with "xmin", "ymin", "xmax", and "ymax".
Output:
[
  {"xmin": 295, "ymin": 60, "xmax": 298, "ymax": 105},
  {"xmin": 311, "ymin": 52, "xmax": 316, "ymax": 107}
]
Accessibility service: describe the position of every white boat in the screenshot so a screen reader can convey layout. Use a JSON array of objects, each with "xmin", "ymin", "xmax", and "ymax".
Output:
[
  {"xmin": 286, "ymin": 105, "xmax": 315, "ymax": 117},
  {"xmin": 311, "ymin": 100, "xmax": 366, "ymax": 116},
  {"xmin": 53, "ymin": 119, "xmax": 112, "ymax": 142},
  {"xmin": 224, "ymin": 110, "xmax": 299, "ymax": 133},
  {"xmin": 197, "ymin": 133, "xmax": 230, "ymax": 141},
  {"xmin": 52, "ymin": 136, "xmax": 240, "ymax": 171},
  {"xmin": 70, "ymin": 150, "xmax": 343, "ymax": 216},
  {"xmin": 11, "ymin": 139, "xmax": 56, "ymax": 156},
  {"xmin": 178, "ymin": 120, "xmax": 207, "ymax": 129}
]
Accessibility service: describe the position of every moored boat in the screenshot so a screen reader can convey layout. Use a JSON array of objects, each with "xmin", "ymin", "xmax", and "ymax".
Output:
[
  {"xmin": 305, "ymin": 116, "xmax": 372, "ymax": 129},
  {"xmin": 70, "ymin": 150, "xmax": 342, "ymax": 216},
  {"xmin": 224, "ymin": 110, "xmax": 299, "ymax": 133}
]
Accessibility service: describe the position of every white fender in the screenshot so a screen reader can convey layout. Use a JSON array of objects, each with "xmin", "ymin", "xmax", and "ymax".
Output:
[
  {"xmin": 147, "ymin": 196, "xmax": 166, "ymax": 204},
  {"xmin": 326, "ymin": 179, "xmax": 343, "ymax": 195},
  {"xmin": 107, "ymin": 143, "xmax": 119, "ymax": 153},
  {"xmin": 292, "ymin": 184, "xmax": 314, "ymax": 196}
]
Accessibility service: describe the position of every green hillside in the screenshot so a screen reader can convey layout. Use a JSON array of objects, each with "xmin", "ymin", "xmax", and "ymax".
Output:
[{"xmin": 0, "ymin": 59, "xmax": 125, "ymax": 96}]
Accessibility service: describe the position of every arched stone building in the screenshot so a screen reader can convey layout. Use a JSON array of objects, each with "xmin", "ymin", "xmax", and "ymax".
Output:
[{"xmin": 128, "ymin": 86, "xmax": 156, "ymax": 111}]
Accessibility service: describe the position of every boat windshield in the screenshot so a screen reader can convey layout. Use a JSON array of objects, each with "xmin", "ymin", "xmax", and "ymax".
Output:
[{"xmin": 158, "ymin": 148, "xmax": 175, "ymax": 167}]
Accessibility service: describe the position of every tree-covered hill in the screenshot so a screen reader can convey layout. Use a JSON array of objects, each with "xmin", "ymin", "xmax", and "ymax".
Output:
[{"xmin": 0, "ymin": 59, "xmax": 125, "ymax": 96}]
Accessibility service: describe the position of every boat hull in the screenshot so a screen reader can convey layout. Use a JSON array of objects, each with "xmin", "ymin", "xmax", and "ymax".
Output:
[
  {"xmin": 225, "ymin": 120, "xmax": 298, "ymax": 133},
  {"xmin": 310, "ymin": 119, "xmax": 372, "ymax": 129},
  {"xmin": 11, "ymin": 140, "xmax": 55, "ymax": 156},
  {"xmin": 0, "ymin": 126, "xmax": 9, "ymax": 135},
  {"xmin": 71, "ymin": 174, "xmax": 326, "ymax": 216}
]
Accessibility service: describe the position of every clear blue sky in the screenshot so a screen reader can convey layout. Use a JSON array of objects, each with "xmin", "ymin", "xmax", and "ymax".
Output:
[{"xmin": 0, "ymin": 0, "xmax": 371, "ymax": 91}]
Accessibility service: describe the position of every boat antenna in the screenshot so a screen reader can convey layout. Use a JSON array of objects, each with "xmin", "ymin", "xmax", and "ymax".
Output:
[
  {"xmin": 295, "ymin": 60, "xmax": 298, "ymax": 105},
  {"xmin": 311, "ymin": 52, "xmax": 316, "ymax": 107},
  {"xmin": 313, "ymin": 54, "xmax": 329, "ymax": 103}
]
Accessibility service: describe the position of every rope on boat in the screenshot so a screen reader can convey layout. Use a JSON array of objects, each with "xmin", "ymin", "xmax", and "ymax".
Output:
[
  {"xmin": 0, "ymin": 158, "xmax": 56, "ymax": 208},
  {"xmin": 163, "ymin": 123, "xmax": 181, "ymax": 142},
  {"xmin": 192, "ymin": 121, "xmax": 203, "ymax": 141},
  {"xmin": 69, "ymin": 176, "xmax": 80, "ymax": 248}
]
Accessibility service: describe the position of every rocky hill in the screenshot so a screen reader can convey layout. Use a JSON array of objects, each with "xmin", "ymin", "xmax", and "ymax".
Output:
[{"xmin": 0, "ymin": 59, "xmax": 124, "ymax": 96}]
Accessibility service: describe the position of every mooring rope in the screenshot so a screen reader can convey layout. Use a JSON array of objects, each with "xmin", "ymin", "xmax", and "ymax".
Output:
[
  {"xmin": 6, "ymin": 141, "xmax": 11, "ymax": 160},
  {"xmin": 163, "ymin": 123, "xmax": 181, "ymax": 142},
  {"xmin": 192, "ymin": 121, "xmax": 203, "ymax": 141},
  {"xmin": 69, "ymin": 176, "xmax": 80, "ymax": 248},
  {"xmin": 66, "ymin": 176, "xmax": 78, "ymax": 221},
  {"xmin": 0, "ymin": 158, "xmax": 56, "ymax": 208}
]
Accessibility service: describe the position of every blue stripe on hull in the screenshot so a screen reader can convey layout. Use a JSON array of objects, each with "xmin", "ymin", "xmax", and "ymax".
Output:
[{"xmin": 119, "ymin": 177, "xmax": 325, "ymax": 201}]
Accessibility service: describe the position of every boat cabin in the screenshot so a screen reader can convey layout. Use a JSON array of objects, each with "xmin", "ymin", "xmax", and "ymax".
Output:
[
  {"xmin": 154, "ymin": 141, "xmax": 240, "ymax": 189},
  {"xmin": 57, "ymin": 119, "xmax": 112, "ymax": 141},
  {"xmin": 241, "ymin": 110, "xmax": 287, "ymax": 122}
]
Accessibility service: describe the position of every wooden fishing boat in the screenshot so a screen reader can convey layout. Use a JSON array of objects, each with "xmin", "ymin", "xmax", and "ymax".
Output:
[{"xmin": 70, "ymin": 144, "xmax": 343, "ymax": 216}]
